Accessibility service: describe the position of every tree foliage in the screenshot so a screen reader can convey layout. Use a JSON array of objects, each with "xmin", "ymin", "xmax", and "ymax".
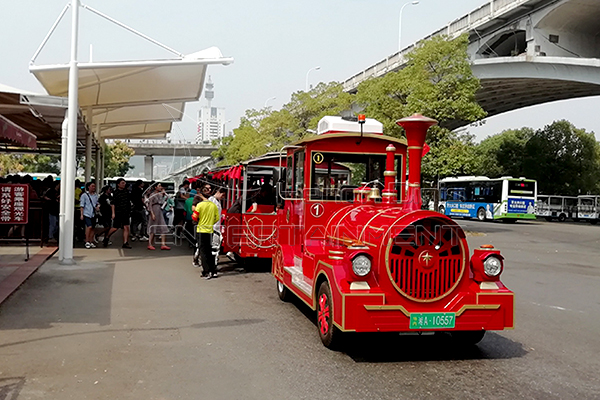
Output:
[
  {"xmin": 356, "ymin": 34, "xmax": 486, "ymax": 142},
  {"xmin": 104, "ymin": 140, "xmax": 135, "ymax": 177},
  {"xmin": 213, "ymin": 82, "xmax": 353, "ymax": 166},
  {"xmin": 475, "ymin": 127, "xmax": 534, "ymax": 178},
  {"xmin": 0, "ymin": 154, "xmax": 60, "ymax": 176},
  {"xmin": 355, "ymin": 34, "xmax": 486, "ymax": 183},
  {"xmin": 475, "ymin": 121, "xmax": 600, "ymax": 195}
]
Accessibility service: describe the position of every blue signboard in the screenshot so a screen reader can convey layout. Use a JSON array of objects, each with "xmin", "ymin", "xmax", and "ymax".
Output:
[{"xmin": 507, "ymin": 198, "xmax": 535, "ymax": 214}]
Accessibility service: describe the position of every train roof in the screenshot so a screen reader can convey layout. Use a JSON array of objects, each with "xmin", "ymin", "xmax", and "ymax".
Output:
[
  {"xmin": 241, "ymin": 152, "xmax": 284, "ymax": 167},
  {"xmin": 294, "ymin": 133, "xmax": 407, "ymax": 147}
]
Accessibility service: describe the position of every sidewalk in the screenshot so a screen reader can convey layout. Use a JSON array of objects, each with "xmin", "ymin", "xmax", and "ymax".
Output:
[
  {"xmin": 0, "ymin": 245, "xmax": 57, "ymax": 305},
  {"xmin": 0, "ymin": 241, "xmax": 282, "ymax": 399}
]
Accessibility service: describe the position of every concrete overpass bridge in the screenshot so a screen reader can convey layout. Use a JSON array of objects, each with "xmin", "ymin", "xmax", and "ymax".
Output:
[
  {"xmin": 343, "ymin": 0, "xmax": 600, "ymax": 127},
  {"xmin": 124, "ymin": 142, "xmax": 217, "ymax": 180}
]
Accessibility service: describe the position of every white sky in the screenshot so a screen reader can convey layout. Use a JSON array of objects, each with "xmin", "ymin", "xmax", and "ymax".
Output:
[{"xmin": 1, "ymin": 0, "xmax": 599, "ymax": 145}]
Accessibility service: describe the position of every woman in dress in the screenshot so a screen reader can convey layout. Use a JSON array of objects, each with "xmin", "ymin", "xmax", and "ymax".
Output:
[{"xmin": 147, "ymin": 183, "xmax": 170, "ymax": 250}]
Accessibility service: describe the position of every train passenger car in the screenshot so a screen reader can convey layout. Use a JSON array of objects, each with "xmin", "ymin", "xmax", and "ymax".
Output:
[
  {"xmin": 272, "ymin": 114, "xmax": 514, "ymax": 349},
  {"xmin": 211, "ymin": 153, "xmax": 282, "ymax": 264}
]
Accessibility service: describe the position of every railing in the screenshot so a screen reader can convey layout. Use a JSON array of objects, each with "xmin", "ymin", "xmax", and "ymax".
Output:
[
  {"xmin": 342, "ymin": 0, "xmax": 535, "ymax": 91},
  {"xmin": 0, "ymin": 201, "xmax": 45, "ymax": 247}
]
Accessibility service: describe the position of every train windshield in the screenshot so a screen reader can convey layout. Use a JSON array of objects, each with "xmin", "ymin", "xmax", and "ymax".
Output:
[{"xmin": 309, "ymin": 152, "xmax": 402, "ymax": 201}]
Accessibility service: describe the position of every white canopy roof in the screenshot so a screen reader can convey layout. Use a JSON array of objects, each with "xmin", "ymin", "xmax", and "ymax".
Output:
[{"xmin": 29, "ymin": 47, "xmax": 233, "ymax": 139}]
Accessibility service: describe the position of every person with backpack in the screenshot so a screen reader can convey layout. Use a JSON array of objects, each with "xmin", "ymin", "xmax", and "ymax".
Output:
[{"xmin": 80, "ymin": 182, "xmax": 99, "ymax": 249}]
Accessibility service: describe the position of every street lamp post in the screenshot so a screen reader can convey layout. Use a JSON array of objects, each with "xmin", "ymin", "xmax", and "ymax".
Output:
[
  {"xmin": 399, "ymin": 1, "xmax": 419, "ymax": 53},
  {"xmin": 305, "ymin": 66, "xmax": 321, "ymax": 91},
  {"xmin": 264, "ymin": 96, "xmax": 276, "ymax": 108}
]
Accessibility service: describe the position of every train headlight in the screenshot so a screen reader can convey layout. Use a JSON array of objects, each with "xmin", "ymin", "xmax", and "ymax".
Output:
[
  {"xmin": 352, "ymin": 255, "xmax": 371, "ymax": 277},
  {"xmin": 483, "ymin": 256, "xmax": 502, "ymax": 277}
]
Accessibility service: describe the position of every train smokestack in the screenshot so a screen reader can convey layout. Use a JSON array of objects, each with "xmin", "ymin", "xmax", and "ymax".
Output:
[{"xmin": 396, "ymin": 114, "xmax": 438, "ymax": 211}]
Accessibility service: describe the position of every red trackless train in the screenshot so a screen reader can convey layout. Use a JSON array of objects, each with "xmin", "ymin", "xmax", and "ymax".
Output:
[{"xmin": 205, "ymin": 114, "xmax": 514, "ymax": 349}]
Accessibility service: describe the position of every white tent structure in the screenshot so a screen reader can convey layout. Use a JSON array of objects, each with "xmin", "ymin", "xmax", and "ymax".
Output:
[{"xmin": 29, "ymin": 1, "xmax": 233, "ymax": 263}]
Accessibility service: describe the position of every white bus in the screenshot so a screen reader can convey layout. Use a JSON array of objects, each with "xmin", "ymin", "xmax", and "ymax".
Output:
[
  {"xmin": 577, "ymin": 195, "xmax": 600, "ymax": 224},
  {"xmin": 439, "ymin": 176, "xmax": 537, "ymax": 222},
  {"xmin": 535, "ymin": 195, "xmax": 578, "ymax": 222}
]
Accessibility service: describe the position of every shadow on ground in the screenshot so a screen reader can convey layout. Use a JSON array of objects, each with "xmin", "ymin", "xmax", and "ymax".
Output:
[
  {"xmin": 0, "ymin": 377, "xmax": 25, "ymax": 400},
  {"xmin": 288, "ymin": 295, "xmax": 527, "ymax": 363},
  {"xmin": 0, "ymin": 259, "xmax": 116, "ymax": 330}
]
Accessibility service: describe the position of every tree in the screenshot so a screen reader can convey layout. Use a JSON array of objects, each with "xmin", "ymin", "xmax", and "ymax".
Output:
[
  {"xmin": 523, "ymin": 121, "xmax": 600, "ymax": 195},
  {"xmin": 473, "ymin": 121, "xmax": 600, "ymax": 195},
  {"xmin": 355, "ymin": 34, "xmax": 486, "ymax": 183},
  {"xmin": 423, "ymin": 130, "xmax": 480, "ymax": 180},
  {"xmin": 104, "ymin": 141, "xmax": 135, "ymax": 177},
  {"xmin": 356, "ymin": 33, "xmax": 486, "ymax": 142},
  {"xmin": 475, "ymin": 127, "xmax": 534, "ymax": 178},
  {"xmin": 20, "ymin": 154, "xmax": 61, "ymax": 174},
  {"xmin": 0, "ymin": 154, "xmax": 60, "ymax": 176},
  {"xmin": 213, "ymin": 82, "xmax": 353, "ymax": 166},
  {"xmin": 0, "ymin": 154, "xmax": 24, "ymax": 176}
]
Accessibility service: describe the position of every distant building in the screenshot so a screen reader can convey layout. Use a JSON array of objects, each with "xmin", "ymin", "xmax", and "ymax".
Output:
[{"xmin": 196, "ymin": 76, "xmax": 226, "ymax": 144}]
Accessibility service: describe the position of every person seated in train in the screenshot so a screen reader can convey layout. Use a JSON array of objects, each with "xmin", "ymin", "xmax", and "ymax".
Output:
[{"xmin": 247, "ymin": 183, "xmax": 275, "ymax": 213}]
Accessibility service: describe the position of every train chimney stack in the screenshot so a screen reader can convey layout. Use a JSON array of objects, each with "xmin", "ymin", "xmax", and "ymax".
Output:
[{"xmin": 396, "ymin": 114, "xmax": 437, "ymax": 211}]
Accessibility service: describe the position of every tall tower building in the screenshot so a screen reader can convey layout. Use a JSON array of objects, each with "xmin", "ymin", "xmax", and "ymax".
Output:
[{"xmin": 196, "ymin": 76, "xmax": 226, "ymax": 144}]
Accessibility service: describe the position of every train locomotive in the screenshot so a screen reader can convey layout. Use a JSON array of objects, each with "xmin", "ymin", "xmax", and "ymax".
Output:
[
  {"xmin": 205, "ymin": 113, "xmax": 514, "ymax": 349},
  {"xmin": 270, "ymin": 114, "xmax": 514, "ymax": 348}
]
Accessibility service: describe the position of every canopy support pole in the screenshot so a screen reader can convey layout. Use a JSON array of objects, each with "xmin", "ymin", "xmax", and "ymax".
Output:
[
  {"xmin": 59, "ymin": 0, "xmax": 80, "ymax": 265},
  {"xmin": 95, "ymin": 134, "xmax": 101, "ymax": 187},
  {"xmin": 58, "ymin": 110, "xmax": 69, "ymax": 261},
  {"xmin": 145, "ymin": 155, "xmax": 154, "ymax": 180},
  {"xmin": 84, "ymin": 107, "xmax": 92, "ymax": 184}
]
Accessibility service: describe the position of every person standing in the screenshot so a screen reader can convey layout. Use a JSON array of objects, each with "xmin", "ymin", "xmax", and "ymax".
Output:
[
  {"xmin": 97, "ymin": 185, "xmax": 114, "ymax": 246},
  {"xmin": 130, "ymin": 180, "xmax": 148, "ymax": 241},
  {"xmin": 147, "ymin": 183, "xmax": 170, "ymax": 250},
  {"xmin": 183, "ymin": 189, "xmax": 198, "ymax": 246},
  {"xmin": 74, "ymin": 179, "xmax": 84, "ymax": 242},
  {"xmin": 43, "ymin": 180, "xmax": 60, "ymax": 242},
  {"xmin": 174, "ymin": 180, "xmax": 190, "ymax": 236},
  {"xmin": 208, "ymin": 187, "xmax": 226, "ymax": 268},
  {"xmin": 80, "ymin": 182, "xmax": 99, "ymax": 249},
  {"xmin": 107, "ymin": 178, "xmax": 132, "ymax": 249},
  {"xmin": 192, "ymin": 189, "xmax": 220, "ymax": 279}
]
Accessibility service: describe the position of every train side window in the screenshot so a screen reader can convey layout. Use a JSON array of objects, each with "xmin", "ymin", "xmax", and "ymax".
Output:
[
  {"xmin": 286, "ymin": 156, "xmax": 294, "ymax": 193},
  {"xmin": 293, "ymin": 150, "xmax": 305, "ymax": 198}
]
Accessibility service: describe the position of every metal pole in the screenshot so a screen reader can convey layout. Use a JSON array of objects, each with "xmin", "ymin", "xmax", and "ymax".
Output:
[
  {"xmin": 60, "ymin": 0, "xmax": 80, "ymax": 265},
  {"xmin": 95, "ymin": 135, "xmax": 102, "ymax": 186},
  {"xmin": 84, "ymin": 108, "xmax": 92, "ymax": 183},
  {"xmin": 399, "ymin": 2, "xmax": 419, "ymax": 53},
  {"xmin": 30, "ymin": 3, "xmax": 70, "ymax": 65},
  {"xmin": 305, "ymin": 66, "xmax": 320, "ymax": 91},
  {"xmin": 58, "ymin": 111, "xmax": 69, "ymax": 261},
  {"xmin": 99, "ymin": 137, "xmax": 105, "ymax": 186}
]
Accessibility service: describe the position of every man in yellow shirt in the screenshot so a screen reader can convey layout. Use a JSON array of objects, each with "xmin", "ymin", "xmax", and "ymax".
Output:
[{"xmin": 192, "ymin": 186, "xmax": 220, "ymax": 279}]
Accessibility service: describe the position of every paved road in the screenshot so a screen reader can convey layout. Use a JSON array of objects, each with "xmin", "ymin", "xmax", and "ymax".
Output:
[{"xmin": 0, "ymin": 220, "xmax": 599, "ymax": 399}]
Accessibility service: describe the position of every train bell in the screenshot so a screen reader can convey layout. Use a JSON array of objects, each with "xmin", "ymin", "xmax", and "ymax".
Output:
[{"xmin": 368, "ymin": 187, "xmax": 382, "ymax": 201}]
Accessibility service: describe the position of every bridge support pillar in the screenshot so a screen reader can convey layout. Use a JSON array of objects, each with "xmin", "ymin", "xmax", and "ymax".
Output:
[{"xmin": 145, "ymin": 155, "xmax": 154, "ymax": 180}]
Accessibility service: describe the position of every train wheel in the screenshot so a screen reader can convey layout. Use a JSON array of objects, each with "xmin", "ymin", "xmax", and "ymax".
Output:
[
  {"xmin": 451, "ymin": 330, "xmax": 486, "ymax": 346},
  {"xmin": 277, "ymin": 280, "xmax": 290, "ymax": 302},
  {"xmin": 558, "ymin": 213, "xmax": 567, "ymax": 222},
  {"xmin": 317, "ymin": 281, "xmax": 342, "ymax": 349},
  {"xmin": 477, "ymin": 207, "xmax": 486, "ymax": 221}
]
